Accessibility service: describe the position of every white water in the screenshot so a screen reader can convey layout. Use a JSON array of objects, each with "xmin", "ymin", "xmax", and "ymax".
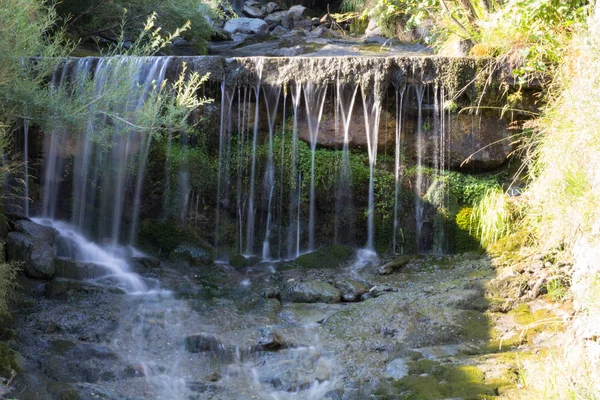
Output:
[
  {"xmin": 362, "ymin": 85, "xmax": 382, "ymax": 251},
  {"xmin": 33, "ymin": 218, "xmax": 146, "ymax": 293},
  {"xmin": 393, "ymin": 85, "xmax": 407, "ymax": 254}
]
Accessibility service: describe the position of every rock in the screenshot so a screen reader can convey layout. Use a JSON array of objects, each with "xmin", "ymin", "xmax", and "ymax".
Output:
[
  {"xmin": 265, "ymin": 2, "xmax": 280, "ymax": 13},
  {"xmin": 378, "ymin": 255, "xmax": 413, "ymax": 275},
  {"xmin": 287, "ymin": 5, "xmax": 306, "ymax": 20},
  {"xmin": 271, "ymin": 25, "xmax": 288, "ymax": 36},
  {"xmin": 264, "ymin": 10, "xmax": 287, "ymax": 26},
  {"xmin": 242, "ymin": 4, "xmax": 265, "ymax": 18},
  {"xmin": 360, "ymin": 284, "xmax": 398, "ymax": 300},
  {"xmin": 185, "ymin": 333, "xmax": 223, "ymax": 353},
  {"xmin": 54, "ymin": 235, "xmax": 82, "ymax": 259},
  {"xmin": 310, "ymin": 17, "xmax": 320, "ymax": 26},
  {"xmin": 334, "ymin": 278, "xmax": 370, "ymax": 302},
  {"xmin": 14, "ymin": 220, "xmax": 57, "ymax": 244},
  {"xmin": 7, "ymin": 232, "xmax": 55, "ymax": 279},
  {"xmin": 385, "ymin": 358, "xmax": 408, "ymax": 379},
  {"xmin": 295, "ymin": 245, "xmax": 354, "ymax": 269},
  {"xmin": 364, "ymin": 17, "xmax": 382, "ymax": 39},
  {"xmin": 55, "ymin": 257, "xmax": 108, "ymax": 280},
  {"xmin": 261, "ymin": 286, "xmax": 281, "ymax": 299},
  {"xmin": 229, "ymin": 254, "xmax": 248, "ymax": 267},
  {"xmin": 255, "ymin": 326, "xmax": 287, "ymax": 351},
  {"xmin": 224, "ymin": 18, "xmax": 268, "ymax": 35},
  {"xmin": 309, "ymin": 26, "xmax": 328, "ymax": 37},
  {"xmin": 129, "ymin": 256, "xmax": 161, "ymax": 273},
  {"xmin": 281, "ymin": 280, "xmax": 342, "ymax": 303},
  {"xmin": 45, "ymin": 278, "xmax": 126, "ymax": 298}
]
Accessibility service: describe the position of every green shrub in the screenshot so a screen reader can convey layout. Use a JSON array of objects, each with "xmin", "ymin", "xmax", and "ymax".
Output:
[{"xmin": 455, "ymin": 207, "xmax": 481, "ymax": 253}]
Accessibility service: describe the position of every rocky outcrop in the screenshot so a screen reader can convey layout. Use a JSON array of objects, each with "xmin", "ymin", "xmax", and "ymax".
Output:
[
  {"xmin": 14, "ymin": 220, "xmax": 57, "ymax": 244},
  {"xmin": 281, "ymin": 280, "xmax": 342, "ymax": 303},
  {"xmin": 54, "ymin": 258, "xmax": 108, "ymax": 280},
  {"xmin": 7, "ymin": 232, "xmax": 55, "ymax": 279},
  {"xmin": 223, "ymin": 18, "xmax": 268, "ymax": 35}
]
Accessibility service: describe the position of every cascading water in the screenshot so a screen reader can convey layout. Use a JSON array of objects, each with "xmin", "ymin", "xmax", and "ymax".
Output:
[
  {"xmin": 361, "ymin": 84, "xmax": 382, "ymax": 253},
  {"xmin": 303, "ymin": 82, "xmax": 328, "ymax": 252},
  {"xmin": 414, "ymin": 83, "xmax": 426, "ymax": 253},
  {"xmin": 393, "ymin": 84, "xmax": 407, "ymax": 254},
  {"xmin": 334, "ymin": 81, "xmax": 358, "ymax": 246}
]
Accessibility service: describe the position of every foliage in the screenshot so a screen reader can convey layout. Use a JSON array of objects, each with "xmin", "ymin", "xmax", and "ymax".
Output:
[
  {"xmin": 139, "ymin": 219, "xmax": 199, "ymax": 255},
  {"xmin": 471, "ymin": 188, "xmax": 516, "ymax": 248},
  {"xmin": 361, "ymin": 0, "xmax": 590, "ymax": 81},
  {"xmin": 0, "ymin": 248, "xmax": 18, "ymax": 319},
  {"xmin": 455, "ymin": 207, "xmax": 481, "ymax": 252},
  {"xmin": 522, "ymin": 6, "xmax": 600, "ymax": 253},
  {"xmin": 58, "ymin": 0, "xmax": 224, "ymax": 53}
]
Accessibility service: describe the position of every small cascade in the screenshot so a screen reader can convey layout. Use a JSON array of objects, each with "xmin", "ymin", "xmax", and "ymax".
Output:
[
  {"xmin": 303, "ymin": 82, "xmax": 328, "ymax": 251},
  {"xmin": 334, "ymin": 82, "xmax": 359, "ymax": 246},
  {"xmin": 33, "ymin": 218, "xmax": 146, "ymax": 292},
  {"xmin": 261, "ymin": 84, "xmax": 282, "ymax": 260},
  {"xmin": 215, "ymin": 82, "xmax": 236, "ymax": 255},
  {"xmin": 393, "ymin": 85, "xmax": 407, "ymax": 254},
  {"xmin": 43, "ymin": 56, "xmax": 173, "ymax": 243},
  {"xmin": 245, "ymin": 58, "xmax": 265, "ymax": 255},
  {"xmin": 362, "ymin": 84, "xmax": 382, "ymax": 252},
  {"xmin": 287, "ymin": 82, "xmax": 302, "ymax": 259},
  {"xmin": 414, "ymin": 83, "xmax": 426, "ymax": 253}
]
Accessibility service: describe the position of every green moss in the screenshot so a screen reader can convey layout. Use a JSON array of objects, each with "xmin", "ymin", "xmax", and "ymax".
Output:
[
  {"xmin": 295, "ymin": 245, "xmax": 355, "ymax": 269},
  {"xmin": 138, "ymin": 219, "xmax": 200, "ymax": 255},
  {"xmin": 391, "ymin": 360, "xmax": 499, "ymax": 399},
  {"xmin": 456, "ymin": 310, "xmax": 490, "ymax": 342}
]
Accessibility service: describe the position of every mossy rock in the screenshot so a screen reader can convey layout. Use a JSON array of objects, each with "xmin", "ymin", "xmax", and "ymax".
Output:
[
  {"xmin": 295, "ymin": 245, "xmax": 355, "ymax": 269},
  {"xmin": 385, "ymin": 359, "xmax": 501, "ymax": 400},
  {"xmin": 139, "ymin": 219, "xmax": 201, "ymax": 256}
]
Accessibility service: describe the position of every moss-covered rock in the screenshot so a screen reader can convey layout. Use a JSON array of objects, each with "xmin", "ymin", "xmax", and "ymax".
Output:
[{"xmin": 295, "ymin": 245, "xmax": 354, "ymax": 269}]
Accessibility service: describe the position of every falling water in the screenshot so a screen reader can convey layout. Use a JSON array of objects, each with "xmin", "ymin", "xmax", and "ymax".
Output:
[
  {"xmin": 287, "ymin": 82, "xmax": 302, "ymax": 259},
  {"xmin": 393, "ymin": 85, "xmax": 407, "ymax": 254},
  {"xmin": 245, "ymin": 58, "xmax": 265, "ymax": 255},
  {"xmin": 303, "ymin": 82, "xmax": 328, "ymax": 251},
  {"xmin": 414, "ymin": 84, "xmax": 426, "ymax": 253},
  {"xmin": 44, "ymin": 56, "xmax": 173, "ymax": 243},
  {"xmin": 261, "ymin": 84, "xmax": 281, "ymax": 260},
  {"xmin": 334, "ymin": 81, "xmax": 359, "ymax": 245},
  {"xmin": 362, "ymin": 85, "xmax": 382, "ymax": 252}
]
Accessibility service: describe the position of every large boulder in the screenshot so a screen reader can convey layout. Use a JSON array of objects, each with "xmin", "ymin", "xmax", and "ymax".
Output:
[
  {"xmin": 54, "ymin": 258, "xmax": 108, "ymax": 280},
  {"xmin": 7, "ymin": 232, "xmax": 55, "ymax": 279},
  {"xmin": 54, "ymin": 235, "xmax": 82, "ymax": 259},
  {"xmin": 224, "ymin": 18, "xmax": 268, "ymax": 35},
  {"xmin": 281, "ymin": 280, "xmax": 342, "ymax": 303},
  {"xmin": 242, "ymin": 4, "xmax": 265, "ymax": 18},
  {"xmin": 14, "ymin": 220, "xmax": 57, "ymax": 245},
  {"xmin": 264, "ymin": 11, "xmax": 287, "ymax": 27}
]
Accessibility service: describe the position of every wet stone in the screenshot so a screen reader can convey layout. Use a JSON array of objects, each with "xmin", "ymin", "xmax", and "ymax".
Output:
[
  {"xmin": 281, "ymin": 280, "xmax": 342, "ymax": 303},
  {"xmin": 185, "ymin": 332, "xmax": 223, "ymax": 353},
  {"xmin": 14, "ymin": 219, "xmax": 57, "ymax": 245},
  {"xmin": 7, "ymin": 232, "xmax": 55, "ymax": 279}
]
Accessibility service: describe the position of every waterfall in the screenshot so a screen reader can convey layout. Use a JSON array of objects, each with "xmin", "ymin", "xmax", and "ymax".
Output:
[
  {"xmin": 414, "ymin": 83, "xmax": 426, "ymax": 253},
  {"xmin": 34, "ymin": 56, "xmax": 466, "ymax": 264},
  {"xmin": 303, "ymin": 82, "xmax": 328, "ymax": 251},
  {"xmin": 362, "ymin": 85, "xmax": 382, "ymax": 252},
  {"xmin": 287, "ymin": 82, "xmax": 302, "ymax": 259},
  {"xmin": 245, "ymin": 58, "xmax": 265, "ymax": 255},
  {"xmin": 43, "ymin": 56, "xmax": 173, "ymax": 242},
  {"xmin": 393, "ymin": 85, "xmax": 407, "ymax": 254},
  {"xmin": 334, "ymin": 81, "xmax": 359, "ymax": 246},
  {"xmin": 261, "ymin": 84, "xmax": 281, "ymax": 260}
]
